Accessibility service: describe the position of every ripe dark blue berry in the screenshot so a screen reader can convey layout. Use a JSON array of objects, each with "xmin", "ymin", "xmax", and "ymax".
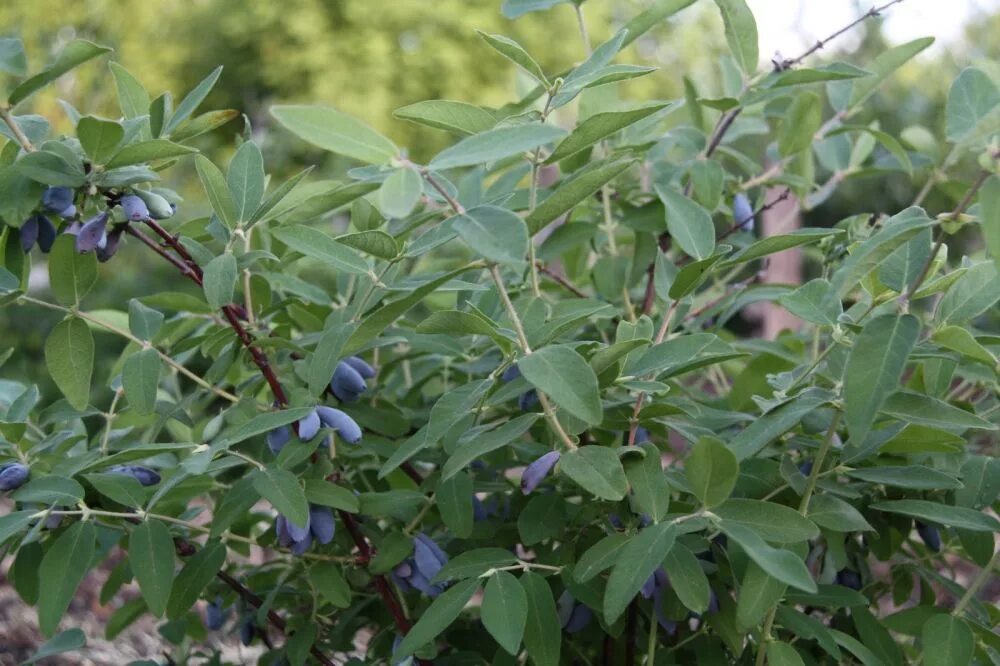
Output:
[
  {"xmin": 204, "ymin": 596, "xmax": 228, "ymax": 630},
  {"xmin": 835, "ymin": 569, "xmax": 862, "ymax": 590},
  {"xmin": 75, "ymin": 212, "xmax": 109, "ymax": 254},
  {"xmin": 297, "ymin": 408, "xmax": 321, "ymax": 441},
  {"xmin": 120, "ymin": 194, "xmax": 150, "ymax": 221},
  {"xmin": 96, "ymin": 226, "xmax": 124, "ymax": 263},
  {"xmin": 0, "ymin": 462, "xmax": 30, "ymax": 491},
  {"xmin": 107, "ymin": 464, "xmax": 161, "ymax": 486},
  {"xmin": 330, "ymin": 361, "xmax": 367, "ymax": 402},
  {"xmin": 733, "ymin": 193, "xmax": 754, "ymax": 231},
  {"xmin": 42, "ymin": 187, "xmax": 74, "ymax": 217},
  {"xmin": 36, "ymin": 216, "xmax": 57, "ymax": 253},
  {"xmin": 916, "ymin": 521, "xmax": 941, "ymax": 552},
  {"xmin": 521, "ymin": 451, "xmax": 560, "ymax": 494},
  {"xmin": 342, "ymin": 356, "xmax": 376, "ymax": 379},
  {"xmin": 315, "ymin": 406, "xmax": 363, "ymax": 444},
  {"xmin": 20, "ymin": 216, "xmax": 39, "ymax": 253}
]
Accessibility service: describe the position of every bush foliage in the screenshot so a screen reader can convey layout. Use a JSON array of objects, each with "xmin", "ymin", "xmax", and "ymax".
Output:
[{"xmin": 0, "ymin": 0, "xmax": 998, "ymax": 664}]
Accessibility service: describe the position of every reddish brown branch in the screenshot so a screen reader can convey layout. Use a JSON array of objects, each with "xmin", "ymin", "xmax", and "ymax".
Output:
[{"xmin": 536, "ymin": 262, "xmax": 588, "ymax": 298}]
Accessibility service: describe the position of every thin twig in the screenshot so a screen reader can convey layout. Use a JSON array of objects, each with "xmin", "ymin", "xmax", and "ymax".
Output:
[
  {"xmin": 780, "ymin": 0, "xmax": 907, "ymax": 69},
  {"xmin": 0, "ymin": 105, "xmax": 35, "ymax": 152},
  {"xmin": 536, "ymin": 262, "xmax": 587, "ymax": 298}
]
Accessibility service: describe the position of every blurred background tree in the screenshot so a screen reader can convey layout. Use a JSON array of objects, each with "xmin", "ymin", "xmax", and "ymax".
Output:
[{"xmin": 1, "ymin": 0, "xmax": 998, "ymax": 407}]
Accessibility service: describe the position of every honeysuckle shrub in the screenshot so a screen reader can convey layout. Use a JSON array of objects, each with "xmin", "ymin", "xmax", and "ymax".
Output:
[{"xmin": 0, "ymin": 0, "xmax": 998, "ymax": 664}]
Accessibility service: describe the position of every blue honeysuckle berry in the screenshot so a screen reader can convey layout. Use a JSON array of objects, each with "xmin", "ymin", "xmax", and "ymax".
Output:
[
  {"xmin": 20, "ymin": 216, "xmax": 39, "ymax": 253},
  {"xmin": 267, "ymin": 425, "xmax": 292, "ymax": 454},
  {"xmin": 120, "ymin": 194, "xmax": 150, "ymax": 221},
  {"xmin": 732, "ymin": 193, "xmax": 754, "ymax": 232},
  {"xmin": 330, "ymin": 361, "xmax": 367, "ymax": 402},
  {"xmin": 42, "ymin": 187, "xmax": 74, "ymax": 216},
  {"xmin": 342, "ymin": 356, "xmax": 376, "ymax": 379},
  {"xmin": 393, "ymin": 533, "xmax": 449, "ymax": 598},
  {"xmin": 276, "ymin": 504, "xmax": 336, "ymax": 554},
  {"xmin": 798, "ymin": 460, "xmax": 813, "ymax": 477},
  {"xmin": 501, "ymin": 364, "xmax": 521, "ymax": 382},
  {"xmin": 96, "ymin": 226, "xmax": 123, "ymax": 263},
  {"xmin": 624, "ymin": 426, "xmax": 651, "ymax": 445},
  {"xmin": 915, "ymin": 521, "xmax": 941, "ymax": 552},
  {"xmin": 0, "ymin": 462, "xmax": 30, "ymax": 491},
  {"xmin": 75, "ymin": 212, "xmax": 109, "ymax": 254},
  {"xmin": 521, "ymin": 450, "xmax": 560, "ymax": 494},
  {"xmin": 36, "ymin": 216, "xmax": 57, "ymax": 253},
  {"xmin": 556, "ymin": 591, "xmax": 593, "ymax": 634},
  {"xmin": 835, "ymin": 568, "xmax": 862, "ymax": 590},
  {"xmin": 239, "ymin": 617, "xmax": 255, "ymax": 646},
  {"xmin": 641, "ymin": 572, "xmax": 657, "ymax": 599},
  {"xmin": 501, "ymin": 363, "xmax": 539, "ymax": 412},
  {"xmin": 315, "ymin": 406, "xmax": 363, "ymax": 444},
  {"xmin": 297, "ymin": 408, "xmax": 321, "ymax": 441},
  {"xmin": 204, "ymin": 596, "xmax": 229, "ymax": 630},
  {"xmin": 107, "ymin": 464, "xmax": 161, "ymax": 486},
  {"xmin": 310, "ymin": 504, "xmax": 336, "ymax": 544}
]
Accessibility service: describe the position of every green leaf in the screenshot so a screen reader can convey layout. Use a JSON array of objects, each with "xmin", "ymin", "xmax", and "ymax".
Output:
[
  {"xmin": 779, "ymin": 278, "xmax": 843, "ymax": 326},
  {"xmin": 194, "ymin": 155, "xmax": 238, "ymax": 229},
  {"xmin": 713, "ymin": 0, "xmax": 759, "ymax": 76},
  {"xmin": 273, "ymin": 224, "xmax": 370, "ymax": 275},
  {"xmin": 23, "ymin": 628, "xmax": 86, "ymax": 664},
  {"xmin": 45, "ymin": 317, "xmax": 93, "ymax": 411},
  {"xmin": 77, "ymin": 116, "xmax": 123, "ymax": 164},
  {"xmin": 722, "ymin": 523, "xmax": 816, "ymax": 592},
  {"xmin": 12, "ymin": 476, "xmax": 84, "ymax": 506},
  {"xmin": 519, "ymin": 345, "xmax": 602, "ymax": 425},
  {"xmin": 668, "ymin": 251, "xmax": 725, "ymax": 300},
  {"xmin": 477, "ymin": 31, "xmax": 549, "ymax": 86},
  {"xmin": 378, "ymin": 166, "xmax": 423, "ymax": 219},
  {"xmin": 48, "ymin": 235, "xmax": 97, "ymax": 307},
  {"xmin": 338, "ymin": 230, "xmax": 398, "ymax": 259},
  {"xmin": 933, "ymin": 326, "xmax": 996, "ymax": 366},
  {"xmin": 202, "ymin": 253, "xmax": 238, "ymax": 309},
  {"xmin": 442, "ymin": 414, "xmax": 539, "ymax": 480},
  {"xmin": 730, "ymin": 390, "xmax": 832, "ymax": 461},
  {"xmin": 574, "ymin": 533, "xmax": 629, "ymax": 582},
  {"xmin": 432, "ymin": 548, "xmax": 519, "ymax": 584},
  {"xmin": 128, "ymin": 299, "xmax": 164, "ymax": 340},
  {"xmin": 393, "ymin": 577, "xmax": 480, "ymax": 658},
  {"xmin": 309, "ymin": 564, "xmax": 351, "ymax": 608},
  {"xmin": 546, "ymin": 103, "xmax": 670, "ymax": 164},
  {"xmin": 980, "ymin": 175, "xmax": 1000, "ymax": 270},
  {"xmin": 417, "ymin": 310, "xmax": 509, "ymax": 349},
  {"xmin": 922, "ymin": 614, "xmax": 974, "ymax": 666},
  {"xmin": 880, "ymin": 391, "xmax": 996, "ymax": 431},
  {"xmin": 559, "ymin": 445, "xmax": 628, "ymax": 501},
  {"xmin": 945, "ymin": 67, "xmax": 999, "ymax": 141},
  {"xmin": 620, "ymin": 0, "xmax": 699, "ymax": 49},
  {"xmin": 737, "ymin": 562, "xmax": 786, "ymax": 629},
  {"xmin": 663, "ymin": 543, "xmax": 711, "ymax": 613},
  {"xmin": 249, "ymin": 166, "xmax": 314, "ymax": 225},
  {"xmin": 830, "ymin": 207, "xmax": 932, "ymax": 297},
  {"xmin": 501, "ymin": 0, "xmax": 566, "ymax": 19},
  {"xmin": 714, "ymin": 499, "xmax": 819, "ymax": 543},
  {"xmin": 778, "ymin": 92, "xmax": 821, "ymax": 156},
  {"xmin": 122, "ymin": 348, "xmax": 160, "ymax": 415},
  {"xmin": 846, "ymin": 37, "xmax": 935, "ymax": 109},
  {"xmin": 109, "ymin": 62, "xmax": 149, "ymax": 120},
  {"xmin": 521, "ymin": 571, "xmax": 561, "ymax": 666},
  {"xmin": 482, "ymin": 571, "xmax": 528, "ymax": 654},
  {"xmin": 303, "ymin": 479, "xmax": 360, "ymax": 513},
  {"xmin": 720, "ymin": 229, "xmax": 840, "ymax": 270},
  {"xmin": 171, "ymin": 109, "xmax": 240, "ymax": 142},
  {"xmin": 453, "ymin": 205, "xmax": 529, "ymax": 266},
  {"xmin": 16, "ymin": 150, "xmax": 86, "ymax": 187},
  {"xmin": 306, "ymin": 321, "xmax": 353, "ymax": 397},
  {"xmin": 84, "ymin": 473, "xmax": 147, "ymax": 509},
  {"xmin": 0, "ymin": 511, "xmax": 36, "ymax": 545},
  {"xmin": 518, "ymin": 494, "xmax": 566, "ymax": 545},
  {"xmin": 438, "ymin": 473, "xmax": 474, "ymax": 538},
  {"xmin": 623, "ymin": 442, "xmax": 671, "ymax": 522},
  {"xmin": 880, "ymin": 229, "xmax": 932, "ymax": 293},
  {"xmin": 393, "ymin": 100, "xmax": 496, "ymax": 135},
  {"xmin": 852, "ymin": 606, "xmax": 902, "ymax": 666},
  {"xmin": 767, "ymin": 641, "xmax": 805, "ymax": 666},
  {"xmin": 527, "ymin": 158, "xmax": 634, "ymax": 234},
  {"xmin": 604, "ymin": 522, "xmax": 677, "ymax": 623},
  {"xmin": 163, "ymin": 66, "xmax": 223, "ymax": 134},
  {"xmin": 9, "ymin": 40, "xmax": 111, "ymax": 107},
  {"xmin": 228, "ymin": 140, "xmax": 265, "ymax": 224},
  {"xmin": 807, "ymin": 495, "xmax": 874, "ymax": 532},
  {"xmin": 105, "ymin": 139, "xmax": 197, "ymax": 168},
  {"xmin": 846, "ymin": 465, "xmax": 961, "ymax": 491},
  {"xmin": 213, "ymin": 407, "xmax": 314, "ymax": 449},
  {"xmin": 871, "ymin": 500, "xmax": 1000, "ymax": 532},
  {"xmin": 843, "ymin": 314, "xmax": 919, "ymax": 444},
  {"xmin": 655, "ymin": 184, "xmax": 715, "ymax": 260},
  {"xmin": 252, "ymin": 467, "xmax": 309, "ymax": 528},
  {"xmin": 271, "ymin": 104, "xmax": 398, "ymax": 165},
  {"xmin": 686, "ymin": 436, "xmax": 738, "ymax": 508},
  {"xmin": 166, "ymin": 541, "xmax": 226, "ymax": 620},
  {"xmin": 430, "ymin": 124, "xmax": 566, "ymax": 170},
  {"xmin": 209, "ymin": 478, "xmax": 259, "ymax": 538},
  {"xmin": 630, "ymin": 333, "xmax": 742, "ymax": 379},
  {"xmin": 0, "ymin": 37, "xmax": 27, "ymax": 77},
  {"xmin": 937, "ymin": 261, "xmax": 1000, "ymax": 324},
  {"xmin": 768, "ymin": 62, "xmax": 871, "ymax": 88},
  {"xmin": 38, "ymin": 521, "xmax": 95, "ymax": 636},
  {"xmin": 128, "ymin": 520, "xmax": 174, "ymax": 616}
]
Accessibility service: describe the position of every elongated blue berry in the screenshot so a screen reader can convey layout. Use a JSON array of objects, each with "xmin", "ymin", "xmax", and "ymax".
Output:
[
  {"xmin": 96, "ymin": 226, "xmax": 123, "ymax": 263},
  {"xmin": 204, "ymin": 596, "xmax": 228, "ymax": 630},
  {"xmin": 330, "ymin": 362, "xmax": 366, "ymax": 402},
  {"xmin": 0, "ymin": 463, "xmax": 30, "ymax": 491},
  {"xmin": 310, "ymin": 505, "xmax": 335, "ymax": 544},
  {"xmin": 37, "ymin": 216, "xmax": 57, "ymax": 253},
  {"xmin": 297, "ymin": 408, "xmax": 321, "ymax": 441},
  {"xmin": 501, "ymin": 365, "xmax": 521, "ymax": 382},
  {"xmin": 286, "ymin": 513, "xmax": 311, "ymax": 543},
  {"xmin": 835, "ymin": 569, "xmax": 862, "ymax": 590},
  {"xmin": 798, "ymin": 460, "xmax": 813, "ymax": 477},
  {"xmin": 916, "ymin": 521, "xmax": 941, "ymax": 552},
  {"xmin": 20, "ymin": 216, "xmax": 39, "ymax": 253},
  {"xmin": 315, "ymin": 406, "xmax": 363, "ymax": 444},
  {"xmin": 521, "ymin": 451, "xmax": 560, "ymax": 494},
  {"xmin": 239, "ymin": 617, "xmax": 255, "ymax": 645},
  {"xmin": 120, "ymin": 194, "xmax": 150, "ymax": 221},
  {"xmin": 343, "ymin": 356, "xmax": 376, "ymax": 379},
  {"xmin": 107, "ymin": 464, "xmax": 160, "ymax": 486},
  {"xmin": 42, "ymin": 187, "xmax": 73, "ymax": 214},
  {"xmin": 267, "ymin": 425, "xmax": 291, "ymax": 454},
  {"xmin": 413, "ymin": 533, "xmax": 448, "ymax": 580},
  {"xmin": 733, "ymin": 194, "xmax": 754, "ymax": 232},
  {"xmin": 564, "ymin": 603, "xmax": 592, "ymax": 633},
  {"xmin": 75, "ymin": 212, "xmax": 109, "ymax": 254}
]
